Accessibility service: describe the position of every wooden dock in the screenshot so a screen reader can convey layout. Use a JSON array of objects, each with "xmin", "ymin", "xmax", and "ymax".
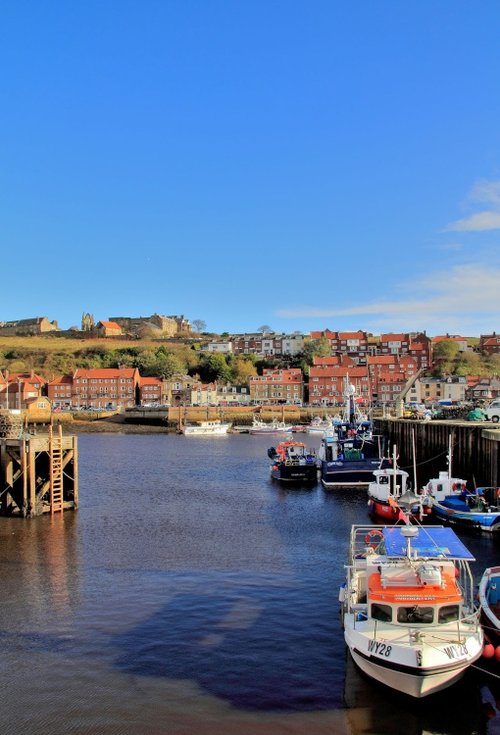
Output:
[
  {"xmin": 377, "ymin": 418, "xmax": 500, "ymax": 489},
  {"xmin": 0, "ymin": 417, "xmax": 78, "ymax": 517}
]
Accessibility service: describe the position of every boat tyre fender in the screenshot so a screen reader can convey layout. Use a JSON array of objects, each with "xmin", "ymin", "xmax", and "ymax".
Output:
[{"xmin": 364, "ymin": 529, "xmax": 384, "ymax": 549}]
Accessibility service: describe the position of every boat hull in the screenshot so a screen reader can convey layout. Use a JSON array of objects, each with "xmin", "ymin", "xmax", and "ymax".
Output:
[
  {"xmin": 479, "ymin": 566, "xmax": 500, "ymax": 661},
  {"xmin": 321, "ymin": 460, "xmax": 388, "ymax": 488},
  {"xmin": 367, "ymin": 497, "xmax": 432, "ymax": 523},
  {"xmin": 347, "ymin": 639, "xmax": 476, "ymax": 698},
  {"xmin": 432, "ymin": 501, "xmax": 500, "ymax": 533},
  {"xmin": 270, "ymin": 464, "xmax": 318, "ymax": 483},
  {"xmin": 183, "ymin": 422, "xmax": 231, "ymax": 435}
]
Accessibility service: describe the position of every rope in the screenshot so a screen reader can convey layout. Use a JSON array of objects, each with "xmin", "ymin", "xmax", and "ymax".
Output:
[{"xmin": 471, "ymin": 662, "xmax": 500, "ymax": 680}]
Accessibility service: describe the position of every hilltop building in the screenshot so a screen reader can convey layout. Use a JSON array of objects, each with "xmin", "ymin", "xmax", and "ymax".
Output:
[
  {"xmin": 108, "ymin": 314, "xmax": 191, "ymax": 337},
  {"xmin": 0, "ymin": 317, "xmax": 58, "ymax": 335}
]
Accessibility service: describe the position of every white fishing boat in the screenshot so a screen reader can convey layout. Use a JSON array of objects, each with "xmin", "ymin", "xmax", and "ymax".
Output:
[
  {"xmin": 249, "ymin": 418, "xmax": 293, "ymax": 435},
  {"xmin": 367, "ymin": 445, "xmax": 432, "ymax": 523},
  {"xmin": 340, "ymin": 523, "xmax": 483, "ymax": 698},
  {"xmin": 306, "ymin": 416, "xmax": 335, "ymax": 434},
  {"xmin": 182, "ymin": 420, "xmax": 231, "ymax": 435}
]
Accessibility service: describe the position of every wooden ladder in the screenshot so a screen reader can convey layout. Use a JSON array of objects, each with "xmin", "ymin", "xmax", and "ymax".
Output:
[{"xmin": 49, "ymin": 425, "xmax": 64, "ymax": 514}]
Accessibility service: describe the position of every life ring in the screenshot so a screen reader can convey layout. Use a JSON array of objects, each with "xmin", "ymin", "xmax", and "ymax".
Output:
[{"xmin": 364, "ymin": 529, "xmax": 384, "ymax": 548}]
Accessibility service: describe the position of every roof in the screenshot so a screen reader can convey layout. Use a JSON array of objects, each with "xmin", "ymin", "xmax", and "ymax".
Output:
[
  {"xmin": 97, "ymin": 321, "xmax": 122, "ymax": 330},
  {"xmin": 383, "ymin": 526, "xmax": 475, "ymax": 560},
  {"xmin": 48, "ymin": 375, "xmax": 73, "ymax": 385},
  {"xmin": 140, "ymin": 376, "xmax": 162, "ymax": 386},
  {"xmin": 73, "ymin": 368, "xmax": 138, "ymax": 379},
  {"xmin": 380, "ymin": 333, "xmax": 407, "ymax": 341}
]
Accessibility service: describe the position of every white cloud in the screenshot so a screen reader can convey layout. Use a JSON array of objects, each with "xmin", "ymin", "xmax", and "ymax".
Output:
[
  {"xmin": 444, "ymin": 179, "xmax": 500, "ymax": 231},
  {"xmin": 444, "ymin": 211, "xmax": 500, "ymax": 232},
  {"xmin": 276, "ymin": 264, "xmax": 500, "ymax": 333},
  {"xmin": 469, "ymin": 180, "xmax": 500, "ymax": 207}
]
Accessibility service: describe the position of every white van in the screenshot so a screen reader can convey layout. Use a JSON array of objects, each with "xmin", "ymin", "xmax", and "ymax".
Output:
[{"xmin": 485, "ymin": 399, "xmax": 500, "ymax": 423}]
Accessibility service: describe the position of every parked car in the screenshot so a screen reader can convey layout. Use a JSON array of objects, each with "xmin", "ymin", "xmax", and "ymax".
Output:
[{"xmin": 484, "ymin": 399, "xmax": 500, "ymax": 423}]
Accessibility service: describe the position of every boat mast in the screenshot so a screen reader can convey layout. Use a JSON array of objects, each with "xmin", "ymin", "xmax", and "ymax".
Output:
[
  {"xmin": 412, "ymin": 428, "xmax": 418, "ymax": 492},
  {"xmin": 391, "ymin": 444, "xmax": 399, "ymax": 497},
  {"xmin": 447, "ymin": 433, "xmax": 453, "ymax": 487}
]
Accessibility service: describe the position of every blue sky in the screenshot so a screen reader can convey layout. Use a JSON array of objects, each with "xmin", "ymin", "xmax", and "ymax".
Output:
[{"xmin": 2, "ymin": 1, "xmax": 500, "ymax": 337}]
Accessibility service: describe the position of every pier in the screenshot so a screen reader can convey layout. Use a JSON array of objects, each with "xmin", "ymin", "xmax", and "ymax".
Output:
[
  {"xmin": 377, "ymin": 418, "xmax": 500, "ymax": 489},
  {"xmin": 0, "ymin": 413, "xmax": 78, "ymax": 517}
]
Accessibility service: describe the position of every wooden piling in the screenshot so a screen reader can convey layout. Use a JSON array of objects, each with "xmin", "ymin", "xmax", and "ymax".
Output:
[{"xmin": 0, "ymin": 421, "xmax": 78, "ymax": 517}]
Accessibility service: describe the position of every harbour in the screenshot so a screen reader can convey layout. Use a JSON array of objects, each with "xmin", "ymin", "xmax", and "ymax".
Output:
[{"xmin": 0, "ymin": 431, "xmax": 500, "ymax": 734}]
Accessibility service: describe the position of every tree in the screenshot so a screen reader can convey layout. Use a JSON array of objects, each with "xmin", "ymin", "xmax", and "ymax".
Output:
[
  {"xmin": 455, "ymin": 351, "xmax": 483, "ymax": 377},
  {"xmin": 257, "ymin": 325, "xmax": 272, "ymax": 334},
  {"xmin": 431, "ymin": 340, "xmax": 460, "ymax": 376},
  {"xmin": 197, "ymin": 352, "xmax": 232, "ymax": 383},
  {"xmin": 230, "ymin": 356, "xmax": 258, "ymax": 384},
  {"xmin": 192, "ymin": 319, "xmax": 207, "ymax": 333}
]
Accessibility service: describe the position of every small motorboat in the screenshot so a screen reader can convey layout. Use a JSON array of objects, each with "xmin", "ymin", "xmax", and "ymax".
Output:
[
  {"xmin": 367, "ymin": 445, "xmax": 431, "ymax": 522},
  {"xmin": 424, "ymin": 436, "xmax": 500, "ymax": 533},
  {"xmin": 267, "ymin": 440, "xmax": 318, "ymax": 483},
  {"xmin": 305, "ymin": 416, "xmax": 334, "ymax": 434},
  {"xmin": 249, "ymin": 418, "xmax": 293, "ymax": 435},
  {"xmin": 182, "ymin": 420, "xmax": 231, "ymax": 435},
  {"xmin": 340, "ymin": 523, "xmax": 483, "ymax": 698}
]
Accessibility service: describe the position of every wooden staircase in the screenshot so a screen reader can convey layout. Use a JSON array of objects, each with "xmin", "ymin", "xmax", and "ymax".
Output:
[{"xmin": 49, "ymin": 425, "xmax": 64, "ymax": 514}]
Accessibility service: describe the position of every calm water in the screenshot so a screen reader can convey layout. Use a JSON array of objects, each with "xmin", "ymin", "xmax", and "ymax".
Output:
[{"xmin": 1, "ymin": 432, "xmax": 500, "ymax": 735}]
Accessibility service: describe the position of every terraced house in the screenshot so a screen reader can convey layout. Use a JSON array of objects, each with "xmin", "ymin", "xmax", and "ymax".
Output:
[
  {"xmin": 249, "ymin": 368, "xmax": 303, "ymax": 405},
  {"xmin": 48, "ymin": 368, "xmax": 141, "ymax": 409}
]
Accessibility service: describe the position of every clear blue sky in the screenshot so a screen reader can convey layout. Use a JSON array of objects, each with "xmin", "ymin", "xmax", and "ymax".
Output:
[{"xmin": 2, "ymin": 1, "xmax": 500, "ymax": 336}]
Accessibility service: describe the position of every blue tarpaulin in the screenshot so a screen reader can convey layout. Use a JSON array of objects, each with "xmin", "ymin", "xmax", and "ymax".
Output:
[{"xmin": 382, "ymin": 526, "xmax": 475, "ymax": 560}]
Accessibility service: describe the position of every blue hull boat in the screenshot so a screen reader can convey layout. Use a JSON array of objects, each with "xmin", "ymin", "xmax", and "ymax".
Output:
[{"xmin": 431, "ymin": 490, "xmax": 500, "ymax": 533}]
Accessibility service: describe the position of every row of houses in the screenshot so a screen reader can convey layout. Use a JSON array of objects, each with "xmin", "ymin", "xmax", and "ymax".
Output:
[
  {"xmin": 204, "ymin": 330, "xmax": 500, "ymax": 366},
  {"xmin": 2, "ymin": 316, "xmax": 500, "ymax": 361},
  {"xmin": 2, "ymin": 362, "xmax": 500, "ymax": 413}
]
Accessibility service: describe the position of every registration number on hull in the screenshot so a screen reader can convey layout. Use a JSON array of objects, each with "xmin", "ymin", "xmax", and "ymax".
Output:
[{"xmin": 367, "ymin": 640, "xmax": 392, "ymax": 657}]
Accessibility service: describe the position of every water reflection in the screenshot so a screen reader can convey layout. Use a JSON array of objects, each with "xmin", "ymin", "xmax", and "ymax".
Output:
[{"xmin": 0, "ymin": 432, "xmax": 499, "ymax": 734}]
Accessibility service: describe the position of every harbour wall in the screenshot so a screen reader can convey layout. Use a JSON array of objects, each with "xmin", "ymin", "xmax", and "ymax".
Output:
[{"xmin": 376, "ymin": 418, "xmax": 500, "ymax": 490}]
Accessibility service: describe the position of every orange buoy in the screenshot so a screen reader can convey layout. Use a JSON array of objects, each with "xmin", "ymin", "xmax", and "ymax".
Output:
[{"xmin": 483, "ymin": 643, "xmax": 495, "ymax": 658}]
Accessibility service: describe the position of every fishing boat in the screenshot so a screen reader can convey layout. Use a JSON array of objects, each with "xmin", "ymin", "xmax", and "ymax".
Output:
[
  {"xmin": 249, "ymin": 418, "xmax": 293, "ymax": 435},
  {"xmin": 306, "ymin": 416, "xmax": 334, "ymax": 434},
  {"xmin": 317, "ymin": 378, "xmax": 389, "ymax": 488},
  {"xmin": 425, "ymin": 437, "xmax": 500, "ymax": 533},
  {"xmin": 340, "ymin": 523, "xmax": 484, "ymax": 698},
  {"xmin": 182, "ymin": 420, "xmax": 231, "ymax": 435},
  {"xmin": 267, "ymin": 439, "xmax": 318, "ymax": 483},
  {"xmin": 367, "ymin": 446, "xmax": 431, "ymax": 522},
  {"xmin": 318, "ymin": 426, "xmax": 389, "ymax": 488},
  {"xmin": 479, "ymin": 566, "xmax": 500, "ymax": 666}
]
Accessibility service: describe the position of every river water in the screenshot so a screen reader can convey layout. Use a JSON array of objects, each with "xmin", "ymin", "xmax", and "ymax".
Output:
[{"xmin": 1, "ymin": 432, "xmax": 500, "ymax": 735}]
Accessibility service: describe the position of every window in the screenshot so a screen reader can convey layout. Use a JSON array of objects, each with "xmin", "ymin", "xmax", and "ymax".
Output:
[
  {"xmin": 371, "ymin": 603, "xmax": 392, "ymax": 622},
  {"xmin": 397, "ymin": 605, "xmax": 434, "ymax": 624},
  {"xmin": 438, "ymin": 605, "xmax": 459, "ymax": 623}
]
